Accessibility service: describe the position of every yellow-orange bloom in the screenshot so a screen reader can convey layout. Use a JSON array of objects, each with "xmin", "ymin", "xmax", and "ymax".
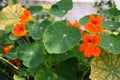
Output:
[
  {"xmin": 19, "ymin": 10, "xmax": 32, "ymax": 23},
  {"xmin": 78, "ymin": 34, "xmax": 101, "ymax": 57},
  {"xmin": 85, "ymin": 14, "xmax": 103, "ymax": 34},
  {"xmin": 67, "ymin": 20, "xmax": 83, "ymax": 34},
  {"xmin": 3, "ymin": 45, "xmax": 14, "ymax": 54},
  {"xmin": 12, "ymin": 23, "xmax": 27, "ymax": 37}
]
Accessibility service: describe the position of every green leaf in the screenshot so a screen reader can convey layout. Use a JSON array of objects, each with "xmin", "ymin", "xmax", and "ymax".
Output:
[
  {"xmin": 35, "ymin": 68, "xmax": 65, "ymax": 80},
  {"xmin": 42, "ymin": 50, "xmax": 75, "ymax": 63},
  {"xmin": 28, "ymin": 6, "xmax": 43, "ymax": 16},
  {"xmin": 13, "ymin": 74, "xmax": 25, "ymax": 80},
  {"xmin": 16, "ymin": 43, "xmax": 43, "ymax": 67},
  {"xmin": 102, "ymin": 21, "xmax": 120, "ymax": 31},
  {"xmin": 100, "ymin": 35, "xmax": 120, "ymax": 54},
  {"xmin": 100, "ymin": 7, "xmax": 120, "ymax": 18},
  {"xmin": 5, "ymin": 48, "xmax": 17, "ymax": 59},
  {"xmin": 56, "ymin": 58, "xmax": 78, "ymax": 80},
  {"xmin": 79, "ymin": 15, "xmax": 89, "ymax": 25},
  {"xmin": 28, "ymin": 20, "xmax": 51, "ymax": 40},
  {"xmin": 90, "ymin": 53, "xmax": 120, "ymax": 80},
  {"xmin": 0, "ymin": 4, "xmax": 25, "ymax": 30},
  {"xmin": 50, "ymin": 0, "xmax": 73, "ymax": 17},
  {"xmin": 43, "ymin": 21, "xmax": 81, "ymax": 54}
]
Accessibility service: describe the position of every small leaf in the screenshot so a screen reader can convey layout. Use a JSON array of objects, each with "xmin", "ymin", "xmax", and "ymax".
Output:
[
  {"xmin": 50, "ymin": 0, "xmax": 73, "ymax": 17},
  {"xmin": 100, "ymin": 35, "xmax": 120, "ymax": 54},
  {"xmin": 101, "ymin": 21, "xmax": 120, "ymax": 31},
  {"xmin": 16, "ymin": 43, "xmax": 43, "ymax": 67},
  {"xmin": 100, "ymin": 7, "xmax": 120, "ymax": 18},
  {"xmin": 28, "ymin": 20, "xmax": 51, "ymax": 40},
  {"xmin": 79, "ymin": 15, "xmax": 89, "ymax": 25},
  {"xmin": 43, "ymin": 21, "xmax": 81, "ymax": 54},
  {"xmin": 13, "ymin": 74, "xmax": 25, "ymax": 80},
  {"xmin": 90, "ymin": 53, "xmax": 120, "ymax": 80},
  {"xmin": 28, "ymin": 6, "xmax": 43, "ymax": 16},
  {"xmin": 5, "ymin": 48, "xmax": 17, "ymax": 59}
]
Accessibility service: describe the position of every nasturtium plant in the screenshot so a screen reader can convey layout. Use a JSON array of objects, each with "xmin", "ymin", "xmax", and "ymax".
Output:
[{"xmin": 0, "ymin": 0, "xmax": 120, "ymax": 80}]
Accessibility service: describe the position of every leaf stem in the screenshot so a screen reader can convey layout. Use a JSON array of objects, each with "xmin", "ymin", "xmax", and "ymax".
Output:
[{"xmin": 0, "ymin": 57, "xmax": 19, "ymax": 70}]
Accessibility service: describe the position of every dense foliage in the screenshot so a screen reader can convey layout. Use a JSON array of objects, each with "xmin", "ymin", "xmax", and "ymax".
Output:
[{"xmin": 0, "ymin": 0, "xmax": 120, "ymax": 80}]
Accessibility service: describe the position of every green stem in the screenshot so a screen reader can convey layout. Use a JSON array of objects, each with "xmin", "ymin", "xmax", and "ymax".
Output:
[
  {"xmin": 81, "ymin": 68, "xmax": 90, "ymax": 80},
  {"xmin": 0, "ymin": 57, "xmax": 19, "ymax": 70}
]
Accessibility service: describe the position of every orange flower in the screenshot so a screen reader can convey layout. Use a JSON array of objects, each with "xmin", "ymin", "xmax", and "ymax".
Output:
[
  {"xmin": 78, "ymin": 34, "xmax": 101, "ymax": 57},
  {"xmin": 67, "ymin": 20, "xmax": 83, "ymax": 34},
  {"xmin": 85, "ymin": 14, "xmax": 103, "ymax": 34},
  {"xmin": 19, "ymin": 10, "xmax": 32, "ymax": 23},
  {"xmin": 12, "ymin": 23, "xmax": 27, "ymax": 37},
  {"xmin": 89, "ymin": 14, "xmax": 103, "ymax": 25},
  {"xmin": 3, "ymin": 45, "xmax": 14, "ymax": 54}
]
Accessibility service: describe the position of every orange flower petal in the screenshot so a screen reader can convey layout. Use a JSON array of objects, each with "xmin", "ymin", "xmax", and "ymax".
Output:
[
  {"xmin": 84, "ymin": 46, "xmax": 93, "ymax": 58},
  {"xmin": 96, "ymin": 25, "xmax": 103, "ymax": 33},
  {"xmin": 92, "ymin": 35, "xmax": 101, "ymax": 44},
  {"xmin": 96, "ymin": 15, "xmax": 103, "ymax": 24},
  {"xmin": 89, "ymin": 14, "xmax": 103, "ymax": 25},
  {"xmin": 3, "ymin": 45, "xmax": 14, "ymax": 54},
  {"xmin": 67, "ymin": 20, "xmax": 80, "ymax": 29},
  {"xmin": 92, "ymin": 46, "xmax": 101, "ymax": 57},
  {"xmin": 89, "ymin": 14, "xmax": 96, "ymax": 24},
  {"xmin": 85, "ymin": 23, "xmax": 98, "ymax": 34},
  {"xmin": 19, "ymin": 10, "xmax": 31, "ymax": 23},
  {"xmin": 82, "ymin": 34, "xmax": 91, "ymax": 43},
  {"xmin": 78, "ymin": 43, "xmax": 88, "ymax": 52},
  {"xmin": 12, "ymin": 23, "xmax": 27, "ymax": 37}
]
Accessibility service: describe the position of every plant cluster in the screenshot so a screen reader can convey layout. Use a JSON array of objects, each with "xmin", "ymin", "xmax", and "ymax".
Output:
[{"xmin": 0, "ymin": 0, "xmax": 120, "ymax": 80}]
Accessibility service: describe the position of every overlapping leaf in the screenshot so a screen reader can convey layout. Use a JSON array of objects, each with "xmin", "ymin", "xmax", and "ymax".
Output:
[
  {"xmin": 50, "ymin": 0, "xmax": 73, "ymax": 17},
  {"xmin": 100, "ymin": 35, "xmax": 120, "ymax": 54},
  {"xmin": 28, "ymin": 20, "xmax": 51, "ymax": 40},
  {"xmin": 43, "ymin": 21, "xmax": 81, "ymax": 54},
  {"xmin": 16, "ymin": 43, "xmax": 43, "ymax": 68},
  {"xmin": 0, "ymin": 4, "xmax": 25, "ymax": 30},
  {"xmin": 90, "ymin": 53, "xmax": 120, "ymax": 80},
  {"xmin": 101, "ymin": 21, "xmax": 120, "ymax": 31},
  {"xmin": 35, "ymin": 68, "xmax": 65, "ymax": 80},
  {"xmin": 100, "ymin": 7, "xmax": 120, "ymax": 18},
  {"xmin": 28, "ymin": 6, "xmax": 43, "ymax": 16}
]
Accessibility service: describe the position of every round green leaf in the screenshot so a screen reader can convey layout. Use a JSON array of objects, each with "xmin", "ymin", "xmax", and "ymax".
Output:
[
  {"xmin": 50, "ymin": 4, "xmax": 66, "ymax": 17},
  {"xmin": 79, "ymin": 15, "xmax": 89, "ymax": 25},
  {"xmin": 28, "ymin": 20, "xmax": 51, "ymax": 40},
  {"xmin": 90, "ymin": 53, "xmax": 120, "ymax": 80},
  {"xmin": 100, "ymin": 7, "xmax": 120, "ymax": 18},
  {"xmin": 16, "ymin": 43, "xmax": 43, "ymax": 67},
  {"xmin": 43, "ymin": 21, "xmax": 81, "ymax": 54},
  {"xmin": 28, "ymin": 6, "xmax": 43, "ymax": 16},
  {"xmin": 101, "ymin": 21, "xmax": 120, "ymax": 31},
  {"xmin": 100, "ymin": 35, "xmax": 120, "ymax": 54},
  {"xmin": 50, "ymin": 0, "xmax": 73, "ymax": 17}
]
